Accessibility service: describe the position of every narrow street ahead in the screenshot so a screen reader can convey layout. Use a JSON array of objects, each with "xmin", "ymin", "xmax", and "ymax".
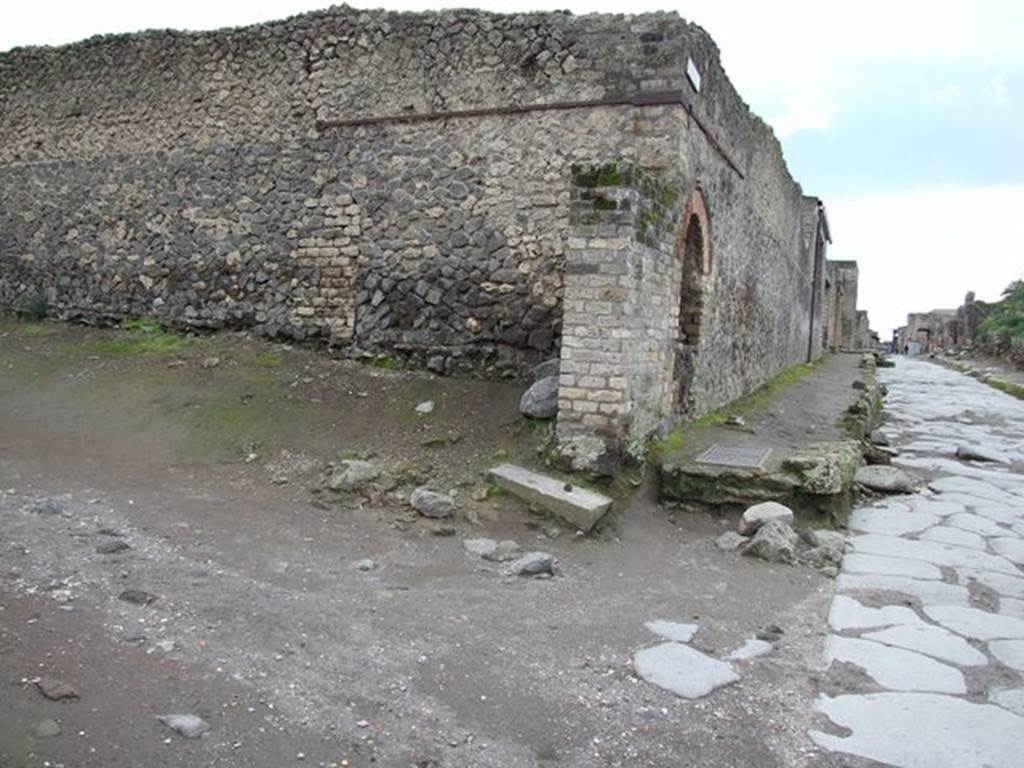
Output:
[{"xmin": 813, "ymin": 359, "xmax": 1024, "ymax": 767}]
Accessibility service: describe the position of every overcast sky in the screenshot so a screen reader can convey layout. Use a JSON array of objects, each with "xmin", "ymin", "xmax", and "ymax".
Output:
[{"xmin": 3, "ymin": 0, "xmax": 1022, "ymax": 334}]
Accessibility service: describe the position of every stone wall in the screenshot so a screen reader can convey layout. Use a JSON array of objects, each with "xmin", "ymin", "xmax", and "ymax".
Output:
[
  {"xmin": 823, "ymin": 260, "xmax": 860, "ymax": 351},
  {"xmin": 1, "ymin": 6, "xmax": 835, "ymax": 469}
]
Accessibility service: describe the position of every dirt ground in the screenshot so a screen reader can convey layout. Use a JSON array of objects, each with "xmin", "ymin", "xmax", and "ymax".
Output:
[{"xmin": 0, "ymin": 320, "xmax": 859, "ymax": 768}]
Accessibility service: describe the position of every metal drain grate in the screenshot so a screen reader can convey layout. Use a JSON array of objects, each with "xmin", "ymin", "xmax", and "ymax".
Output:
[{"xmin": 694, "ymin": 444, "xmax": 772, "ymax": 470}]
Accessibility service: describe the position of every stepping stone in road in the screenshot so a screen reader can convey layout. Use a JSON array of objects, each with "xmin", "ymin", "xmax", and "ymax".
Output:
[
  {"xmin": 487, "ymin": 463, "xmax": 612, "ymax": 532},
  {"xmin": 862, "ymin": 623, "xmax": 988, "ymax": 667},
  {"xmin": 811, "ymin": 692, "xmax": 1024, "ymax": 768},
  {"xmin": 633, "ymin": 642, "xmax": 739, "ymax": 699},
  {"xmin": 825, "ymin": 636, "xmax": 966, "ymax": 694},
  {"xmin": 644, "ymin": 620, "xmax": 699, "ymax": 643},
  {"xmin": 725, "ymin": 638, "xmax": 774, "ymax": 661}
]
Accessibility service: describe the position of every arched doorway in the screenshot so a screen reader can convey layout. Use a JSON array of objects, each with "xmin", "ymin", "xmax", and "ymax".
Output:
[{"xmin": 674, "ymin": 189, "xmax": 711, "ymax": 414}]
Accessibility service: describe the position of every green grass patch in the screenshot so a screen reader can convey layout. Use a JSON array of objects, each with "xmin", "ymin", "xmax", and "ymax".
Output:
[
  {"xmin": 64, "ymin": 322, "xmax": 192, "ymax": 358},
  {"xmin": 254, "ymin": 351, "xmax": 283, "ymax": 367},
  {"xmin": 369, "ymin": 355, "xmax": 402, "ymax": 371}
]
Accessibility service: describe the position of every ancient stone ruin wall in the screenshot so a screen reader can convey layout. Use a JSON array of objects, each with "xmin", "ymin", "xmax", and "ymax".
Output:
[
  {"xmin": 0, "ymin": 8, "xmax": 688, "ymax": 375},
  {"xmin": 1, "ymin": 6, "xmax": 830, "ymax": 468}
]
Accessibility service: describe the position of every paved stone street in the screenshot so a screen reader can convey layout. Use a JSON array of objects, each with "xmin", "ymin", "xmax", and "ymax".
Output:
[{"xmin": 812, "ymin": 359, "xmax": 1024, "ymax": 767}]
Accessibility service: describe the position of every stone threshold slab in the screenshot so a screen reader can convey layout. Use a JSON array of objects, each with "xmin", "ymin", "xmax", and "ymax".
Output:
[{"xmin": 487, "ymin": 463, "xmax": 613, "ymax": 532}]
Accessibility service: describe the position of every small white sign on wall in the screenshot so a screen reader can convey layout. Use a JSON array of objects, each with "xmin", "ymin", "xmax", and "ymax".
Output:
[{"xmin": 686, "ymin": 57, "xmax": 702, "ymax": 92}]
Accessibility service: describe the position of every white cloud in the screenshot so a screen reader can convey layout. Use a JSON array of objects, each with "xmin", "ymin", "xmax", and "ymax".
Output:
[
  {"xmin": 825, "ymin": 185, "xmax": 1024, "ymax": 336},
  {"xmin": 985, "ymin": 73, "xmax": 1012, "ymax": 106},
  {"xmin": 921, "ymin": 84, "xmax": 963, "ymax": 107},
  {"xmin": 768, "ymin": 99, "xmax": 836, "ymax": 138}
]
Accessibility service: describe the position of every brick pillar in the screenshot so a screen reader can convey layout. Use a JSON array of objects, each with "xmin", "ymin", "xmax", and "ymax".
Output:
[{"xmin": 556, "ymin": 163, "xmax": 681, "ymax": 474}]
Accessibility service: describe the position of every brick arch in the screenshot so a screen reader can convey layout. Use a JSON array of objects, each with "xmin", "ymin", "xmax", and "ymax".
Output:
[{"xmin": 674, "ymin": 187, "xmax": 712, "ymax": 412}]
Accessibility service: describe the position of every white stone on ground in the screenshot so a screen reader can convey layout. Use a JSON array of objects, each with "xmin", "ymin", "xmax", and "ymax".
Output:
[
  {"xmin": 989, "ymin": 687, "xmax": 1024, "ymax": 717},
  {"xmin": 991, "ymin": 536, "xmax": 1024, "ymax": 564},
  {"xmin": 738, "ymin": 501, "xmax": 793, "ymax": 535},
  {"xmin": 946, "ymin": 512, "xmax": 1006, "ymax": 537},
  {"xmin": 725, "ymin": 638, "xmax": 773, "ymax": 661},
  {"xmin": 923, "ymin": 604, "xmax": 1024, "ymax": 641},
  {"xmin": 825, "ymin": 636, "xmax": 966, "ymax": 693},
  {"xmin": 828, "ymin": 595, "xmax": 923, "ymax": 632},
  {"xmin": 632, "ymin": 642, "xmax": 738, "ymax": 700},
  {"xmin": 862, "ymin": 623, "xmax": 988, "ymax": 667},
  {"xmin": 988, "ymin": 640, "xmax": 1024, "ymax": 672},
  {"xmin": 842, "ymin": 552, "xmax": 943, "ymax": 581},
  {"xmin": 644, "ymin": 620, "xmax": 698, "ymax": 644},
  {"xmin": 837, "ymin": 573, "xmax": 969, "ymax": 606},
  {"xmin": 918, "ymin": 526, "xmax": 987, "ymax": 551},
  {"xmin": 848, "ymin": 507, "xmax": 939, "ymax": 537},
  {"xmin": 811, "ymin": 692, "xmax": 1024, "ymax": 768}
]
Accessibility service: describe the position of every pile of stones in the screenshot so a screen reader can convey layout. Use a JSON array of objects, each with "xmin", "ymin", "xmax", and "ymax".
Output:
[{"xmin": 716, "ymin": 501, "xmax": 846, "ymax": 575}]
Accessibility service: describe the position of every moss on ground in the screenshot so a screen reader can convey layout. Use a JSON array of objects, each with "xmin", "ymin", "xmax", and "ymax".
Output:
[
  {"xmin": 650, "ymin": 358, "xmax": 824, "ymax": 463},
  {"xmin": 988, "ymin": 377, "xmax": 1024, "ymax": 400},
  {"xmin": 63, "ymin": 320, "xmax": 193, "ymax": 359}
]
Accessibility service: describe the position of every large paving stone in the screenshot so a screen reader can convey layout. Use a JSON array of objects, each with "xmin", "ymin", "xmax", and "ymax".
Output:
[
  {"xmin": 862, "ymin": 623, "xmax": 988, "ymax": 667},
  {"xmin": 633, "ymin": 642, "xmax": 738, "ymax": 700},
  {"xmin": 849, "ymin": 506, "xmax": 939, "ymax": 537},
  {"xmin": 946, "ymin": 512, "xmax": 1006, "ymax": 537},
  {"xmin": 989, "ymin": 687, "xmax": 1024, "ymax": 717},
  {"xmin": 837, "ymin": 573, "xmax": 969, "ymax": 606},
  {"xmin": 918, "ymin": 526, "xmax": 987, "ymax": 551},
  {"xmin": 825, "ymin": 636, "xmax": 966, "ymax": 693},
  {"xmin": 988, "ymin": 640, "xmax": 1024, "ymax": 672},
  {"xmin": 850, "ymin": 534, "xmax": 1020, "ymax": 575},
  {"xmin": 991, "ymin": 537, "xmax": 1024, "ymax": 565},
  {"xmin": 487, "ymin": 463, "xmax": 612, "ymax": 532},
  {"xmin": 957, "ymin": 568, "xmax": 1024, "ymax": 599},
  {"xmin": 924, "ymin": 604, "xmax": 1024, "ymax": 641},
  {"xmin": 842, "ymin": 552, "xmax": 943, "ymax": 581},
  {"xmin": 828, "ymin": 595, "xmax": 924, "ymax": 632},
  {"xmin": 811, "ymin": 692, "xmax": 1024, "ymax": 768},
  {"xmin": 930, "ymin": 476, "xmax": 1015, "ymax": 504}
]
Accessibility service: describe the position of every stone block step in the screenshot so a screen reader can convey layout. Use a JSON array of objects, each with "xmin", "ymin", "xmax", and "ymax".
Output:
[{"xmin": 487, "ymin": 463, "xmax": 612, "ymax": 532}]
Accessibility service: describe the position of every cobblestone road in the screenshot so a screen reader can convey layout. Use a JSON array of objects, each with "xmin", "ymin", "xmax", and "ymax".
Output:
[{"xmin": 812, "ymin": 358, "xmax": 1024, "ymax": 767}]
